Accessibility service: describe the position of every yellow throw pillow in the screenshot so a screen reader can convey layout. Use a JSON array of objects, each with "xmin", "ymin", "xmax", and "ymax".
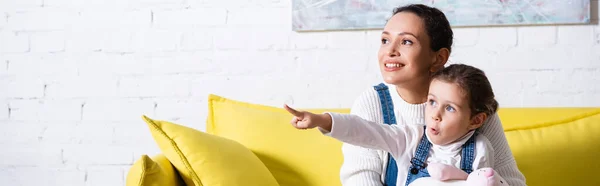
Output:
[
  {"xmin": 505, "ymin": 109, "xmax": 600, "ymax": 186},
  {"xmin": 206, "ymin": 94, "xmax": 350, "ymax": 186},
  {"xmin": 142, "ymin": 115, "xmax": 280, "ymax": 186},
  {"xmin": 126, "ymin": 154, "xmax": 184, "ymax": 186}
]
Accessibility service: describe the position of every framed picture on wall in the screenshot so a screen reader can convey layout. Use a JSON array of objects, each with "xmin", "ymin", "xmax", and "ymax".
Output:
[{"xmin": 291, "ymin": 0, "xmax": 592, "ymax": 31}]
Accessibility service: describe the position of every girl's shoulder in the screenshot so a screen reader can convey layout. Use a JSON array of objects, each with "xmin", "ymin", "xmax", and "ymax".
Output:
[
  {"xmin": 475, "ymin": 134, "xmax": 494, "ymax": 152},
  {"xmin": 474, "ymin": 133, "xmax": 496, "ymax": 167}
]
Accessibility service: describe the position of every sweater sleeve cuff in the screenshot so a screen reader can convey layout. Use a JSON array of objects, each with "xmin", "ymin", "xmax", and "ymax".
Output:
[{"xmin": 318, "ymin": 112, "xmax": 352, "ymax": 138}]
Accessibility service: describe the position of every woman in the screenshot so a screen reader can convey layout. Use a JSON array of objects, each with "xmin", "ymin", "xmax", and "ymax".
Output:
[{"xmin": 340, "ymin": 4, "xmax": 526, "ymax": 186}]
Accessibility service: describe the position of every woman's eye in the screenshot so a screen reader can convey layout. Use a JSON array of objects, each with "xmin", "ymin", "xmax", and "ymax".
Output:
[
  {"xmin": 381, "ymin": 38, "xmax": 389, "ymax": 44},
  {"xmin": 446, "ymin": 106, "xmax": 456, "ymax": 112},
  {"xmin": 402, "ymin": 39, "xmax": 413, "ymax": 45}
]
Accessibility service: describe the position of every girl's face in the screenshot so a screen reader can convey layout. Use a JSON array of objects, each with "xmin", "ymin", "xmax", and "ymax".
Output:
[
  {"xmin": 425, "ymin": 79, "xmax": 483, "ymax": 146},
  {"xmin": 377, "ymin": 12, "xmax": 439, "ymax": 86}
]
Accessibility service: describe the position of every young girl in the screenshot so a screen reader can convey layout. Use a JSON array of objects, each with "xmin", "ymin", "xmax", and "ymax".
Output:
[{"xmin": 284, "ymin": 64, "xmax": 507, "ymax": 186}]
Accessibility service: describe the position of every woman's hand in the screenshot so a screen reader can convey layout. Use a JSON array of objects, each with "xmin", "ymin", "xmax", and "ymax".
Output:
[{"xmin": 284, "ymin": 104, "xmax": 333, "ymax": 132}]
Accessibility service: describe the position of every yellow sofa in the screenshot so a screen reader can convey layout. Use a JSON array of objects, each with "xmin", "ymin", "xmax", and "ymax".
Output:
[{"xmin": 126, "ymin": 94, "xmax": 600, "ymax": 186}]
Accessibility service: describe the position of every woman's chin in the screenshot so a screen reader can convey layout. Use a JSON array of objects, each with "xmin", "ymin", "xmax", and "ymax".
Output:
[{"xmin": 383, "ymin": 76, "xmax": 406, "ymax": 85}]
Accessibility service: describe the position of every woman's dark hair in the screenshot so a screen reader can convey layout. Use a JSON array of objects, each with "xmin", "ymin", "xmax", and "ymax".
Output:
[
  {"xmin": 431, "ymin": 64, "xmax": 498, "ymax": 117},
  {"xmin": 392, "ymin": 4, "xmax": 454, "ymax": 53}
]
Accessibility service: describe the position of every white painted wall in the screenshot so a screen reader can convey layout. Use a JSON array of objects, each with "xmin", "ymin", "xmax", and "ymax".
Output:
[{"xmin": 0, "ymin": 0, "xmax": 599, "ymax": 185}]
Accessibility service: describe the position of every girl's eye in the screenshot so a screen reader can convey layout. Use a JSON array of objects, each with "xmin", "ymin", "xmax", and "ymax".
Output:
[
  {"xmin": 446, "ymin": 106, "xmax": 456, "ymax": 112},
  {"xmin": 381, "ymin": 38, "xmax": 389, "ymax": 44},
  {"xmin": 429, "ymin": 99, "xmax": 437, "ymax": 106},
  {"xmin": 401, "ymin": 39, "xmax": 413, "ymax": 45}
]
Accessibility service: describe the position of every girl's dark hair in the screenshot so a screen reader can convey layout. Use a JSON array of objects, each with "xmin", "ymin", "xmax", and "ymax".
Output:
[
  {"xmin": 392, "ymin": 4, "xmax": 454, "ymax": 53},
  {"xmin": 431, "ymin": 64, "xmax": 498, "ymax": 117}
]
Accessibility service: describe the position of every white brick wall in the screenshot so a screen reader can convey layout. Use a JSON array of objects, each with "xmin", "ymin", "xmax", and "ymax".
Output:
[
  {"xmin": 0, "ymin": 31, "xmax": 29, "ymax": 53},
  {"xmin": 518, "ymin": 26, "xmax": 557, "ymax": 46},
  {"xmin": 0, "ymin": 0, "xmax": 599, "ymax": 185}
]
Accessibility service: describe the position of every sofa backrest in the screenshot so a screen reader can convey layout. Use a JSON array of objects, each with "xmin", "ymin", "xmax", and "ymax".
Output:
[{"xmin": 207, "ymin": 94, "xmax": 600, "ymax": 186}]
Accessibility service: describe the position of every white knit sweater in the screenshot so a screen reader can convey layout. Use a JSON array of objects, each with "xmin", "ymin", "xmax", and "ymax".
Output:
[{"xmin": 339, "ymin": 83, "xmax": 527, "ymax": 186}]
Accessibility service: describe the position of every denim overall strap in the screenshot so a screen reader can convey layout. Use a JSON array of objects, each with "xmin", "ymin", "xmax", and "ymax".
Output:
[
  {"xmin": 460, "ymin": 131, "xmax": 478, "ymax": 174},
  {"xmin": 404, "ymin": 127, "xmax": 432, "ymax": 186},
  {"xmin": 373, "ymin": 83, "xmax": 399, "ymax": 186}
]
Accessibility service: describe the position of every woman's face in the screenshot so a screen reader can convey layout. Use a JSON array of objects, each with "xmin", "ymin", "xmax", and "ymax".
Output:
[{"xmin": 377, "ymin": 12, "xmax": 438, "ymax": 86}]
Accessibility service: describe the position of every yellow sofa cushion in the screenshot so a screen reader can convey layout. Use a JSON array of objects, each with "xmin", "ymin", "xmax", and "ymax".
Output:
[
  {"xmin": 126, "ymin": 154, "xmax": 184, "ymax": 186},
  {"xmin": 497, "ymin": 107, "xmax": 600, "ymax": 131},
  {"xmin": 207, "ymin": 94, "xmax": 600, "ymax": 186},
  {"xmin": 207, "ymin": 94, "xmax": 349, "ymax": 186},
  {"xmin": 501, "ymin": 108, "xmax": 600, "ymax": 186},
  {"xmin": 142, "ymin": 115, "xmax": 280, "ymax": 186}
]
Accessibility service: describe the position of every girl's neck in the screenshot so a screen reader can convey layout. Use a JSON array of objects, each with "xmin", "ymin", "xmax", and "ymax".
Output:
[
  {"xmin": 428, "ymin": 130, "xmax": 476, "ymax": 149},
  {"xmin": 394, "ymin": 82, "xmax": 429, "ymax": 104}
]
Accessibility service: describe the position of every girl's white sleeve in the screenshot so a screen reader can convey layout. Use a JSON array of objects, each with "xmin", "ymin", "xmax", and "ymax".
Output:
[{"xmin": 321, "ymin": 112, "xmax": 412, "ymax": 158}]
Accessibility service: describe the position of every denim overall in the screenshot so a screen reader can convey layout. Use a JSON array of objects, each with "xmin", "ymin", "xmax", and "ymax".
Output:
[{"xmin": 374, "ymin": 83, "xmax": 477, "ymax": 186}]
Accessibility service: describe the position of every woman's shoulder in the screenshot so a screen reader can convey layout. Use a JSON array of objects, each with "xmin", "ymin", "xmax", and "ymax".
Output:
[
  {"xmin": 352, "ymin": 83, "xmax": 396, "ymax": 106},
  {"xmin": 349, "ymin": 84, "xmax": 386, "ymax": 122},
  {"xmin": 477, "ymin": 112, "xmax": 507, "ymax": 144},
  {"xmin": 357, "ymin": 84, "xmax": 383, "ymax": 97},
  {"xmin": 351, "ymin": 85, "xmax": 382, "ymax": 107}
]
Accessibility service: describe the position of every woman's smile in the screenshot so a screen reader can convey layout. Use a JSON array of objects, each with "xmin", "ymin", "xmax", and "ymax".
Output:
[{"xmin": 383, "ymin": 59, "xmax": 406, "ymax": 72}]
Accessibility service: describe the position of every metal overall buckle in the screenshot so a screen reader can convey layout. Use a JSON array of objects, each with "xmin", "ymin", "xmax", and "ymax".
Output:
[{"xmin": 409, "ymin": 157, "xmax": 428, "ymax": 174}]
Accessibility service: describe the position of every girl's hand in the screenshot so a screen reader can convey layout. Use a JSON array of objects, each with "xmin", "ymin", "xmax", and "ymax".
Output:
[{"xmin": 284, "ymin": 104, "xmax": 332, "ymax": 131}]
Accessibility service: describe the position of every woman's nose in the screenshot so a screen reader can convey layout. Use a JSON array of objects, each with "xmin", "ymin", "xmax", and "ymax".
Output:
[{"xmin": 386, "ymin": 44, "xmax": 399, "ymax": 57}]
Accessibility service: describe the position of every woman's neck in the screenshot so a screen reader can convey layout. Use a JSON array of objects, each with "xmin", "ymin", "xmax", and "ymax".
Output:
[{"xmin": 394, "ymin": 82, "xmax": 429, "ymax": 104}]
